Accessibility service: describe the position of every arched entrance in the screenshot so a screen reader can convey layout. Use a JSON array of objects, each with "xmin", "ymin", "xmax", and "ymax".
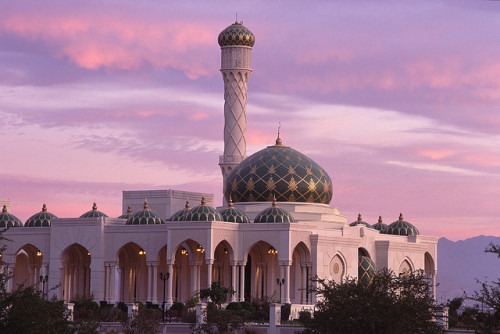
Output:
[
  {"xmin": 62, "ymin": 244, "xmax": 91, "ymax": 302},
  {"xmin": 172, "ymin": 240, "xmax": 207, "ymax": 303},
  {"xmin": 13, "ymin": 244, "xmax": 43, "ymax": 289},
  {"xmin": 117, "ymin": 243, "xmax": 147, "ymax": 302},
  {"xmin": 290, "ymin": 242, "xmax": 312, "ymax": 304},
  {"xmin": 424, "ymin": 252, "xmax": 436, "ymax": 298},
  {"xmin": 245, "ymin": 241, "xmax": 280, "ymax": 301}
]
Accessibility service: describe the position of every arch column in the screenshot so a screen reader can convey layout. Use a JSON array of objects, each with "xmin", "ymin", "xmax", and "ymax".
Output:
[
  {"xmin": 239, "ymin": 263, "xmax": 245, "ymax": 301},
  {"xmin": 231, "ymin": 263, "xmax": 238, "ymax": 302},
  {"xmin": 281, "ymin": 261, "xmax": 291, "ymax": 304},
  {"xmin": 146, "ymin": 261, "xmax": 158, "ymax": 304},
  {"xmin": 206, "ymin": 259, "xmax": 214, "ymax": 288},
  {"xmin": 166, "ymin": 262, "xmax": 174, "ymax": 308}
]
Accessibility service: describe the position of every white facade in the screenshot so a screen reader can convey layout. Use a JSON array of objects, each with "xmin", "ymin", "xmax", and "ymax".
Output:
[{"xmin": 1, "ymin": 22, "xmax": 438, "ymax": 310}]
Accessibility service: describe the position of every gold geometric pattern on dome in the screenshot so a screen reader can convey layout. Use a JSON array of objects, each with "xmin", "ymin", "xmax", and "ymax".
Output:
[
  {"xmin": 224, "ymin": 145, "xmax": 333, "ymax": 204},
  {"xmin": 218, "ymin": 22, "xmax": 255, "ymax": 47},
  {"xmin": 25, "ymin": 204, "xmax": 58, "ymax": 227},
  {"xmin": 80, "ymin": 202, "xmax": 108, "ymax": 219},
  {"xmin": 0, "ymin": 205, "xmax": 23, "ymax": 228}
]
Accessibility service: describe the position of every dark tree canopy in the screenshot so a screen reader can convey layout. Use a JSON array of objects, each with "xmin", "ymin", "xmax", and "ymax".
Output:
[{"xmin": 305, "ymin": 269, "xmax": 444, "ymax": 334}]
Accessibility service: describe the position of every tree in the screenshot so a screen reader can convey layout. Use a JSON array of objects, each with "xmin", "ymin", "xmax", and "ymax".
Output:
[
  {"xmin": 305, "ymin": 269, "xmax": 445, "ymax": 334},
  {"xmin": 199, "ymin": 281, "xmax": 234, "ymax": 308},
  {"xmin": 0, "ymin": 228, "xmax": 74, "ymax": 333}
]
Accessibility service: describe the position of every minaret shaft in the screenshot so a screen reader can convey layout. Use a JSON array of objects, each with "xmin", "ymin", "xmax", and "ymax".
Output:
[{"xmin": 219, "ymin": 45, "xmax": 252, "ymax": 180}]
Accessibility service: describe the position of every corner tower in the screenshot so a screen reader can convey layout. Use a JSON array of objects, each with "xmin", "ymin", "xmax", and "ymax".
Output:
[{"xmin": 218, "ymin": 21, "xmax": 255, "ymax": 196}]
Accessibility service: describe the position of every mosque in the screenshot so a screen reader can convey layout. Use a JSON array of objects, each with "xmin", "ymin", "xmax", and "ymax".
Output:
[{"xmin": 0, "ymin": 21, "xmax": 437, "ymax": 312}]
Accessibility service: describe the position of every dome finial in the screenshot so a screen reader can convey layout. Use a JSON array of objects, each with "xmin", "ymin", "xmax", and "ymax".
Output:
[
  {"xmin": 228, "ymin": 195, "xmax": 234, "ymax": 208},
  {"xmin": 201, "ymin": 195, "xmax": 207, "ymax": 206},
  {"xmin": 126, "ymin": 204, "xmax": 132, "ymax": 214},
  {"xmin": 2, "ymin": 205, "xmax": 7, "ymax": 213},
  {"xmin": 357, "ymin": 213, "xmax": 362, "ymax": 222},
  {"xmin": 275, "ymin": 122, "xmax": 282, "ymax": 146},
  {"xmin": 272, "ymin": 194, "xmax": 278, "ymax": 208},
  {"xmin": 399, "ymin": 213, "xmax": 404, "ymax": 221},
  {"xmin": 378, "ymin": 216, "xmax": 383, "ymax": 224},
  {"xmin": 92, "ymin": 202, "xmax": 97, "ymax": 211},
  {"xmin": 42, "ymin": 204, "xmax": 47, "ymax": 212},
  {"xmin": 185, "ymin": 198, "xmax": 190, "ymax": 209},
  {"xmin": 144, "ymin": 198, "xmax": 149, "ymax": 210}
]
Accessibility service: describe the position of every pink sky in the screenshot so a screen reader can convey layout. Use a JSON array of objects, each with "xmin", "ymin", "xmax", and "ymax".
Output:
[{"xmin": 1, "ymin": 0, "xmax": 500, "ymax": 240}]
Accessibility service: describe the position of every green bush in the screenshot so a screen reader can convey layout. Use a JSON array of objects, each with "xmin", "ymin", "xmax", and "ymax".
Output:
[
  {"xmin": 226, "ymin": 302, "xmax": 243, "ymax": 311},
  {"xmin": 298, "ymin": 310, "xmax": 312, "ymax": 324},
  {"xmin": 170, "ymin": 301, "xmax": 185, "ymax": 317}
]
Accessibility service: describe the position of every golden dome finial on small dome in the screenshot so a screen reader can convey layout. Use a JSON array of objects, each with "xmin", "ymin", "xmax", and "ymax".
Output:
[
  {"xmin": 357, "ymin": 213, "xmax": 363, "ymax": 222},
  {"xmin": 144, "ymin": 198, "xmax": 149, "ymax": 210},
  {"xmin": 2, "ymin": 205, "xmax": 7, "ymax": 213},
  {"xmin": 185, "ymin": 199, "xmax": 190, "ymax": 209},
  {"xmin": 275, "ymin": 122, "xmax": 282, "ymax": 146},
  {"xmin": 126, "ymin": 204, "xmax": 132, "ymax": 214},
  {"xmin": 228, "ymin": 195, "xmax": 234, "ymax": 208},
  {"xmin": 92, "ymin": 202, "xmax": 97, "ymax": 211},
  {"xmin": 378, "ymin": 216, "xmax": 383, "ymax": 224},
  {"xmin": 201, "ymin": 195, "xmax": 207, "ymax": 206},
  {"xmin": 272, "ymin": 194, "xmax": 278, "ymax": 208},
  {"xmin": 399, "ymin": 213, "xmax": 404, "ymax": 221},
  {"xmin": 42, "ymin": 204, "xmax": 47, "ymax": 212}
]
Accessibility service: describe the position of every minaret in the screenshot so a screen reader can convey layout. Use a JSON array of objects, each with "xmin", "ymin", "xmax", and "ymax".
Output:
[{"xmin": 217, "ymin": 20, "xmax": 255, "ymax": 199}]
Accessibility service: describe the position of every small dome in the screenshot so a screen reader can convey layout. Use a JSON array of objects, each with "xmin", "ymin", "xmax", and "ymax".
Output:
[
  {"xmin": 373, "ymin": 216, "xmax": 388, "ymax": 233},
  {"xmin": 219, "ymin": 197, "xmax": 250, "ymax": 223},
  {"xmin": 224, "ymin": 136, "xmax": 333, "ymax": 204},
  {"xmin": 384, "ymin": 213, "xmax": 419, "ymax": 236},
  {"xmin": 25, "ymin": 204, "xmax": 57, "ymax": 227},
  {"xmin": 349, "ymin": 213, "xmax": 372, "ymax": 228},
  {"xmin": 182, "ymin": 196, "xmax": 222, "ymax": 222},
  {"xmin": 358, "ymin": 256, "xmax": 375, "ymax": 286},
  {"xmin": 218, "ymin": 21, "xmax": 255, "ymax": 47},
  {"xmin": 168, "ymin": 200, "xmax": 192, "ymax": 221},
  {"xmin": 254, "ymin": 197, "xmax": 294, "ymax": 223},
  {"xmin": 0, "ymin": 205, "xmax": 22, "ymax": 228},
  {"xmin": 80, "ymin": 202, "xmax": 108, "ymax": 218},
  {"xmin": 126, "ymin": 200, "xmax": 164, "ymax": 225},
  {"xmin": 118, "ymin": 204, "xmax": 133, "ymax": 219}
]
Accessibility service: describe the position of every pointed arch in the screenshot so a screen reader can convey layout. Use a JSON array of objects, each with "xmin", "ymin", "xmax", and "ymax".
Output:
[
  {"xmin": 61, "ymin": 243, "xmax": 91, "ymax": 302},
  {"xmin": 13, "ymin": 244, "xmax": 43, "ymax": 289},
  {"xmin": 291, "ymin": 242, "xmax": 312, "ymax": 304},
  {"xmin": 244, "ymin": 241, "xmax": 280, "ymax": 301},
  {"xmin": 117, "ymin": 242, "xmax": 147, "ymax": 302}
]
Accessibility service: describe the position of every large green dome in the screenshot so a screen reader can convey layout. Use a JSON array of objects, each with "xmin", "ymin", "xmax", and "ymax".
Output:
[
  {"xmin": 218, "ymin": 22, "xmax": 255, "ymax": 47},
  {"xmin": 25, "ymin": 204, "xmax": 57, "ymax": 227},
  {"xmin": 224, "ymin": 138, "xmax": 333, "ymax": 204}
]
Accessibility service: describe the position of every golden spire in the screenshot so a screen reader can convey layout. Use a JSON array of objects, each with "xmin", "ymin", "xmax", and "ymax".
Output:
[
  {"xmin": 42, "ymin": 204, "xmax": 47, "ymax": 212},
  {"xmin": 144, "ymin": 198, "xmax": 149, "ymax": 210},
  {"xmin": 272, "ymin": 194, "xmax": 278, "ymax": 208},
  {"xmin": 92, "ymin": 202, "xmax": 97, "ymax": 211},
  {"xmin": 228, "ymin": 195, "xmax": 234, "ymax": 208},
  {"xmin": 275, "ymin": 122, "xmax": 282, "ymax": 146},
  {"xmin": 185, "ymin": 199, "xmax": 190, "ymax": 209},
  {"xmin": 378, "ymin": 216, "xmax": 383, "ymax": 224},
  {"xmin": 126, "ymin": 204, "xmax": 132, "ymax": 214},
  {"xmin": 201, "ymin": 195, "xmax": 207, "ymax": 206},
  {"xmin": 2, "ymin": 205, "xmax": 7, "ymax": 214},
  {"xmin": 399, "ymin": 213, "xmax": 404, "ymax": 221},
  {"xmin": 357, "ymin": 213, "xmax": 362, "ymax": 222}
]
